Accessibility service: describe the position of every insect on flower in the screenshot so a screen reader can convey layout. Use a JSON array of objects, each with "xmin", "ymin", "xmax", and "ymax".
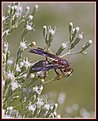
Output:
[{"xmin": 29, "ymin": 48, "xmax": 73, "ymax": 79}]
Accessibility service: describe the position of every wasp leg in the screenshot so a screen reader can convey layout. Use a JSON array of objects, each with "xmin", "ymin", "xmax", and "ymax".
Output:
[
  {"xmin": 60, "ymin": 69, "xmax": 65, "ymax": 75},
  {"xmin": 54, "ymin": 69, "xmax": 60, "ymax": 76},
  {"xmin": 54, "ymin": 69, "xmax": 64, "ymax": 79}
]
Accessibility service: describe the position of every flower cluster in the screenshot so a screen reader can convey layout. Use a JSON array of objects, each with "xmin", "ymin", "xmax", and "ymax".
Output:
[{"xmin": 2, "ymin": 3, "xmax": 60, "ymax": 118}]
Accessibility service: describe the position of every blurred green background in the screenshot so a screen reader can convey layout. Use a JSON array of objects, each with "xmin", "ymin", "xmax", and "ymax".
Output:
[{"xmin": 3, "ymin": 2, "xmax": 95, "ymax": 116}]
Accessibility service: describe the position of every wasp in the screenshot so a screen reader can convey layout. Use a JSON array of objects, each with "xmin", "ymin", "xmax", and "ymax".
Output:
[{"xmin": 29, "ymin": 48, "xmax": 73, "ymax": 79}]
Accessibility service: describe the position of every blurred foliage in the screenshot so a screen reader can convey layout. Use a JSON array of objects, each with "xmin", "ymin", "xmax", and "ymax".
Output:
[{"xmin": 3, "ymin": 2, "xmax": 95, "ymax": 116}]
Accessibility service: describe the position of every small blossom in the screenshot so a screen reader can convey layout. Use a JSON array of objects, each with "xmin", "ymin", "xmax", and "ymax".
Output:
[
  {"xmin": 8, "ymin": 5, "xmax": 11, "ymax": 8},
  {"xmin": 49, "ymin": 29, "xmax": 55, "ymax": 35},
  {"xmin": 41, "ymin": 79, "xmax": 45, "ymax": 82},
  {"xmin": 33, "ymin": 85, "xmax": 43, "ymax": 95},
  {"xmin": 7, "ymin": 106, "xmax": 13, "ymax": 110},
  {"xmin": 43, "ymin": 25, "xmax": 47, "ymax": 37},
  {"xmin": 28, "ymin": 102, "xmax": 36, "ymax": 112},
  {"xmin": 3, "ymin": 115, "xmax": 13, "ymax": 118},
  {"xmin": 72, "ymin": 104, "xmax": 79, "ymax": 111},
  {"xmin": 81, "ymin": 40, "xmax": 93, "ymax": 52},
  {"xmin": 57, "ymin": 114, "xmax": 61, "ymax": 118},
  {"xmin": 54, "ymin": 103, "xmax": 58, "ymax": 110},
  {"xmin": 80, "ymin": 108, "xmax": 90, "ymax": 118},
  {"xmin": 66, "ymin": 106, "xmax": 72, "ymax": 113},
  {"xmin": 34, "ymin": 5, "xmax": 39, "ymax": 11},
  {"xmin": 2, "ymin": 16, "xmax": 9, "ymax": 21},
  {"xmin": 11, "ymin": 81, "xmax": 19, "ymax": 90},
  {"xmin": 69, "ymin": 22, "xmax": 73, "ymax": 33},
  {"xmin": 19, "ymin": 61, "xmax": 24, "ymax": 68},
  {"xmin": 3, "ymin": 42, "xmax": 9, "ymax": 53},
  {"xmin": 88, "ymin": 40, "xmax": 93, "ymax": 44},
  {"xmin": 57, "ymin": 92, "xmax": 66, "ymax": 104},
  {"xmin": 7, "ymin": 59, "xmax": 14, "ymax": 65},
  {"xmin": 7, "ymin": 71, "xmax": 15, "ymax": 80},
  {"xmin": 16, "ymin": 64, "xmax": 21, "ymax": 72},
  {"xmin": 26, "ymin": 24, "xmax": 33, "ymax": 31},
  {"xmin": 37, "ymin": 71, "xmax": 46, "ymax": 78},
  {"xmin": 69, "ymin": 22, "xmax": 73, "ymax": 26},
  {"xmin": 78, "ymin": 34, "xmax": 83, "ymax": 39},
  {"xmin": 75, "ymin": 27, "xmax": 80, "ymax": 32},
  {"xmin": 44, "ymin": 104, "xmax": 50, "ymax": 110},
  {"xmin": 30, "ymin": 73, "xmax": 35, "ymax": 78},
  {"xmin": 43, "ymin": 25, "xmax": 47, "ymax": 29},
  {"xmin": 28, "ymin": 15, "xmax": 33, "ymax": 20},
  {"xmin": 14, "ymin": 5, "xmax": 18, "ymax": 9},
  {"xmin": 26, "ymin": 6, "xmax": 30, "ymax": 11},
  {"xmin": 62, "ymin": 43, "xmax": 67, "ymax": 49},
  {"xmin": 23, "ymin": 58, "xmax": 31, "ymax": 68},
  {"xmin": 37, "ymin": 98, "xmax": 44, "ymax": 108},
  {"xmin": 3, "ymin": 29, "xmax": 10, "ymax": 37},
  {"xmin": 20, "ymin": 41, "xmax": 27, "ymax": 50},
  {"xmin": 2, "ymin": 80, "xmax": 5, "ymax": 88}
]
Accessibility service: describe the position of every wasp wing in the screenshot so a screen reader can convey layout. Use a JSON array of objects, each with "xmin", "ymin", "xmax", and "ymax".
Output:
[
  {"xmin": 29, "ymin": 60, "xmax": 61, "ymax": 73},
  {"xmin": 29, "ymin": 48, "xmax": 60, "ymax": 60}
]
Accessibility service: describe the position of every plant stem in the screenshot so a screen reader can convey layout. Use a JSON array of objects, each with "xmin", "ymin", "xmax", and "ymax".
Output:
[{"xmin": 60, "ymin": 51, "xmax": 81, "ymax": 58}]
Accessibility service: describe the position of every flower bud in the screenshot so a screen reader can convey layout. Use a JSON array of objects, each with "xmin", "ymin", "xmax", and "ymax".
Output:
[
  {"xmin": 56, "ymin": 43, "xmax": 67, "ymax": 55},
  {"xmin": 43, "ymin": 25, "xmax": 47, "ymax": 38},
  {"xmin": 81, "ymin": 40, "xmax": 92, "ymax": 52},
  {"xmin": 70, "ymin": 33, "xmax": 83, "ymax": 49},
  {"xmin": 69, "ymin": 22, "xmax": 73, "ymax": 33},
  {"xmin": 72, "ymin": 27, "xmax": 80, "ymax": 41}
]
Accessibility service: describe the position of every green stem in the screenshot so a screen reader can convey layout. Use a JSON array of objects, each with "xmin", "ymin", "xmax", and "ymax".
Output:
[
  {"xmin": 44, "ymin": 77, "xmax": 58, "ymax": 84},
  {"xmin": 60, "ymin": 51, "xmax": 81, "ymax": 58}
]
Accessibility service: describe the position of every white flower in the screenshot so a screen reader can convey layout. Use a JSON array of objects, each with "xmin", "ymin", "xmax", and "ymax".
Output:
[
  {"xmin": 37, "ymin": 98, "xmax": 44, "ymax": 108},
  {"xmin": 37, "ymin": 71, "xmax": 46, "ymax": 78},
  {"xmin": 7, "ymin": 71, "xmax": 15, "ymax": 81},
  {"xmin": 57, "ymin": 92, "xmax": 66, "ymax": 104},
  {"xmin": 28, "ymin": 102, "xmax": 36, "ymax": 112},
  {"xmin": 54, "ymin": 103, "xmax": 58, "ymax": 109},
  {"xmin": 26, "ymin": 24, "xmax": 33, "ymax": 31},
  {"xmin": 78, "ymin": 34, "xmax": 83, "ymax": 39},
  {"xmin": 33, "ymin": 85, "xmax": 43, "ymax": 95},
  {"xmin": 3, "ymin": 29, "xmax": 9, "ymax": 37},
  {"xmin": 28, "ymin": 15, "xmax": 33, "ymax": 20},
  {"xmin": 80, "ymin": 108, "xmax": 90, "ymax": 118},
  {"xmin": 3, "ymin": 42, "xmax": 9, "ymax": 53},
  {"xmin": 62, "ymin": 43, "xmax": 67, "ymax": 49},
  {"xmin": 23, "ymin": 58, "xmax": 31, "ymax": 68},
  {"xmin": 7, "ymin": 59, "xmax": 14, "ymax": 65},
  {"xmin": 26, "ymin": 6, "xmax": 30, "ymax": 11},
  {"xmin": 30, "ymin": 73, "xmax": 35, "ymax": 78},
  {"xmin": 69, "ymin": 22, "xmax": 73, "ymax": 26},
  {"xmin": 34, "ymin": 5, "xmax": 39, "ymax": 11},
  {"xmin": 72, "ymin": 104, "xmax": 79, "ymax": 111},
  {"xmin": 49, "ymin": 29, "xmax": 55, "ymax": 35},
  {"xmin": 19, "ymin": 61, "xmax": 24, "ymax": 68},
  {"xmin": 76, "ymin": 27, "xmax": 80, "ymax": 32},
  {"xmin": 2, "ymin": 80, "xmax": 5, "ymax": 88},
  {"xmin": 7, "ymin": 106, "xmax": 13, "ymax": 110},
  {"xmin": 14, "ymin": 5, "xmax": 18, "ymax": 9},
  {"xmin": 43, "ymin": 25, "xmax": 47, "ymax": 29},
  {"xmin": 44, "ymin": 104, "xmax": 50, "ymax": 110},
  {"xmin": 66, "ymin": 106, "xmax": 72, "ymax": 113},
  {"xmin": 3, "ymin": 115, "xmax": 13, "ymax": 118},
  {"xmin": 20, "ymin": 41, "xmax": 27, "ymax": 50},
  {"xmin": 57, "ymin": 114, "xmax": 61, "ymax": 118},
  {"xmin": 2, "ymin": 16, "xmax": 8, "ymax": 21},
  {"xmin": 16, "ymin": 64, "xmax": 21, "ymax": 72},
  {"xmin": 11, "ymin": 81, "xmax": 19, "ymax": 90},
  {"xmin": 88, "ymin": 40, "xmax": 93, "ymax": 44},
  {"xmin": 8, "ymin": 5, "xmax": 11, "ymax": 8}
]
